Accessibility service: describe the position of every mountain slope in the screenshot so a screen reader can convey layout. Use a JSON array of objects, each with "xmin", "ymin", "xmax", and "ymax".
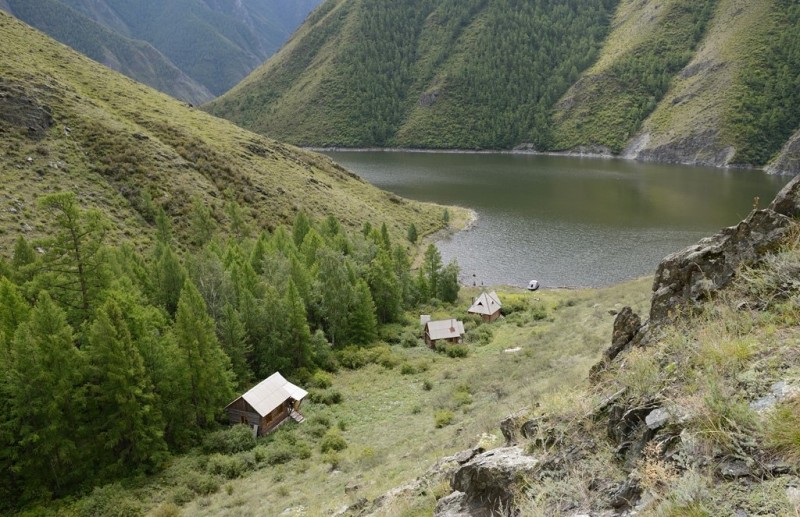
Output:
[
  {"xmin": 1, "ymin": 0, "xmax": 322, "ymax": 100},
  {"xmin": 1, "ymin": 0, "xmax": 213, "ymax": 104},
  {"xmin": 206, "ymin": 0, "xmax": 619, "ymax": 148},
  {"xmin": 209, "ymin": 0, "xmax": 800, "ymax": 172},
  {"xmin": 0, "ymin": 12, "xmax": 453, "ymax": 252}
]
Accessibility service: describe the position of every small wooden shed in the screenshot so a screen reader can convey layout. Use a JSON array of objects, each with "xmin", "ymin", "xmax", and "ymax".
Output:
[
  {"xmin": 225, "ymin": 372, "xmax": 308, "ymax": 436},
  {"xmin": 468, "ymin": 291, "xmax": 502, "ymax": 322},
  {"xmin": 424, "ymin": 319, "xmax": 465, "ymax": 347}
]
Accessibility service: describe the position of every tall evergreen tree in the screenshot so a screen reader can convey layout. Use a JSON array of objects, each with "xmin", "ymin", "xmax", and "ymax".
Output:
[
  {"xmin": 314, "ymin": 248, "xmax": 354, "ymax": 347},
  {"xmin": 367, "ymin": 250, "xmax": 402, "ymax": 324},
  {"xmin": 292, "ymin": 211, "xmax": 312, "ymax": 249},
  {"xmin": 150, "ymin": 243, "xmax": 186, "ymax": 316},
  {"xmin": 284, "ymin": 280, "xmax": 313, "ymax": 371},
  {"xmin": 423, "ymin": 244, "xmax": 443, "ymax": 301},
  {"xmin": 172, "ymin": 282, "xmax": 234, "ymax": 429},
  {"xmin": 218, "ymin": 303, "xmax": 252, "ymax": 388},
  {"xmin": 7, "ymin": 293, "xmax": 86, "ymax": 499},
  {"xmin": 0, "ymin": 278, "xmax": 29, "ymax": 356},
  {"xmin": 36, "ymin": 192, "xmax": 109, "ymax": 327},
  {"xmin": 84, "ymin": 299, "xmax": 167, "ymax": 477},
  {"xmin": 348, "ymin": 280, "xmax": 378, "ymax": 346}
]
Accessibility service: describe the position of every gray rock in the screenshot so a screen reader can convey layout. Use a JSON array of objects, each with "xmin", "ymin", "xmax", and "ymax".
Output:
[
  {"xmin": 609, "ymin": 478, "xmax": 641, "ymax": 510},
  {"xmin": 718, "ymin": 459, "xmax": 752, "ymax": 479},
  {"xmin": 451, "ymin": 447, "xmax": 538, "ymax": 512},
  {"xmin": 645, "ymin": 408, "xmax": 671, "ymax": 430},
  {"xmin": 500, "ymin": 409, "xmax": 529, "ymax": 444},
  {"xmin": 750, "ymin": 381, "xmax": 800, "ymax": 412},
  {"xmin": 650, "ymin": 208, "xmax": 793, "ymax": 325}
]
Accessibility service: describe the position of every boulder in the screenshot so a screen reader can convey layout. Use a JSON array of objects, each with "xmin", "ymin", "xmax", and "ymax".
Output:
[
  {"xmin": 650, "ymin": 208, "xmax": 793, "ymax": 325},
  {"xmin": 450, "ymin": 447, "xmax": 538, "ymax": 512}
]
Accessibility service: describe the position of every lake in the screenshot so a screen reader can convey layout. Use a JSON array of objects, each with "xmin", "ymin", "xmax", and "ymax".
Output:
[{"xmin": 324, "ymin": 151, "xmax": 790, "ymax": 288}]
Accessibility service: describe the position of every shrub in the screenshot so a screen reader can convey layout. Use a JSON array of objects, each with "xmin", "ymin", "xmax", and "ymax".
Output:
[
  {"xmin": 320, "ymin": 429, "xmax": 348, "ymax": 453},
  {"xmin": 308, "ymin": 388, "xmax": 343, "ymax": 405},
  {"xmin": 170, "ymin": 486, "xmax": 194, "ymax": 505},
  {"xmin": 764, "ymin": 395, "xmax": 800, "ymax": 461},
  {"xmin": 466, "ymin": 326, "xmax": 493, "ymax": 345},
  {"xmin": 367, "ymin": 344, "xmax": 400, "ymax": 369},
  {"xmin": 437, "ymin": 343, "xmax": 469, "ymax": 358},
  {"xmin": 434, "ymin": 410, "xmax": 455, "ymax": 428},
  {"xmin": 422, "ymin": 379, "xmax": 433, "ymax": 391},
  {"xmin": 152, "ymin": 503, "xmax": 181, "ymax": 517},
  {"xmin": 77, "ymin": 483, "xmax": 143, "ymax": 517},
  {"xmin": 207, "ymin": 453, "xmax": 245, "ymax": 479},
  {"xmin": 186, "ymin": 473, "xmax": 219, "ymax": 496},
  {"xmin": 530, "ymin": 304, "xmax": 548, "ymax": 321},
  {"xmin": 400, "ymin": 362, "xmax": 417, "ymax": 375},
  {"xmin": 322, "ymin": 451, "xmax": 342, "ymax": 469},
  {"xmin": 202, "ymin": 425, "xmax": 256, "ymax": 454},
  {"xmin": 337, "ymin": 345, "xmax": 369, "ymax": 369},
  {"xmin": 310, "ymin": 371, "xmax": 333, "ymax": 389},
  {"xmin": 400, "ymin": 331, "xmax": 421, "ymax": 348},
  {"xmin": 262, "ymin": 439, "xmax": 311, "ymax": 465},
  {"xmin": 502, "ymin": 297, "xmax": 529, "ymax": 315}
]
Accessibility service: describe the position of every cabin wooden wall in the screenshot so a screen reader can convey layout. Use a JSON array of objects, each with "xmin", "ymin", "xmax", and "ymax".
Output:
[{"xmin": 226, "ymin": 398, "xmax": 260, "ymax": 428}]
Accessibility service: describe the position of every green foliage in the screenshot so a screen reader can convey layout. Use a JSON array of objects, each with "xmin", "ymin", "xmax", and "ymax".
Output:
[
  {"xmin": 202, "ymin": 425, "xmax": 257, "ymax": 455},
  {"xmin": 729, "ymin": 1, "xmax": 800, "ymax": 165},
  {"xmin": 435, "ymin": 343, "xmax": 469, "ymax": 358},
  {"xmin": 434, "ymin": 409, "xmax": 455, "ymax": 428},
  {"xmin": 407, "ymin": 223, "xmax": 418, "ymax": 244},
  {"xmin": 764, "ymin": 396, "xmax": 800, "ymax": 461},
  {"xmin": 307, "ymin": 388, "xmax": 344, "ymax": 405},
  {"xmin": 319, "ymin": 429, "xmax": 348, "ymax": 453},
  {"xmin": 554, "ymin": 0, "xmax": 718, "ymax": 152},
  {"xmin": 76, "ymin": 483, "xmax": 143, "ymax": 517}
]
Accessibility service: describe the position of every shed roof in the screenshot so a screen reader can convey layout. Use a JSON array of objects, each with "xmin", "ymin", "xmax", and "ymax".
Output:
[
  {"xmin": 226, "ymin": 372, "xmax": 308, "ymax": 417},
  {"xmin": 468, "ymin": 291, "xmax": 502, "ymax": 316},
  {"xmin": 426, "ymin": 319, "xmax": 465, "ymax": 341}
]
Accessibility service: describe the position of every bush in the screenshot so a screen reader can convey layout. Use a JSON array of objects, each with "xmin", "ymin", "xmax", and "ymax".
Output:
[
  {"xmin": 186, "ymin": 473, "xmax": 219, "ymax": 496},
  {"xmin": 308, "ymin": 388, "xmax": 343, "ymax": 405},
  {"xmin": 435, "ymin": 343, "xmax": 469, "ymax": 358},
  {"xmin": 320, "ymin": 429, "xmax": 348, "ymax": 453},
  {"xmin": 530, "ymin": 304, "xmax": 548, "ymax": 321},
  {"xmin": 434, "ymin": 410, "xmax": 455, "ymax": 428},
  {"xmin": 400, "ymin": 362, "xmax": 417, "ymax": 375},
  {"xmin": 502, "ymin": 297, "xmax": 529, "ymax": 315},
  {"xmin": 262, "ymin": 439, "xmax": 312, "ymax": 465},
  {"xmin": 422, "ymin": 379, "xmax": 433, "ymax": 391},
  {"xmin": 77, "ymin": 484, "xmax": 143, "ymax": 517},
  {"xmin": 202, "ymin": 425, "xmax": 256, "ymax": 454},
  {"xmin": 337, "ymin": 345, "xmax": 369, "ymax": 369},
  {"xmin": 170, "ymin": 486, "xmax": 194, "ymax": 505},
  {"xmin": 310, "ymin": 371, "xmax": 333, "ymax": 389},
  {"xmin": 207, "ymin": 453, "xmax": 245, "ymax": 479},
  {"xmin": 466, "ymin": 326, "xmax": 493, "ymax": 345},
  {"xmin": 400, "ymin": 331, "xmax": 421, "ymax": 348}
]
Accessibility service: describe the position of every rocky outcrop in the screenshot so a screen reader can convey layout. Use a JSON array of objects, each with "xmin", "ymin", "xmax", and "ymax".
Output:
[
  {"xmin": 434, "ymin": 447, "xmax": 539, "ymax": 517},
  {"xmin": 650, "ymin": 163, "xmax": 800, "ymax": 325},
  {"xmin": 591, "ymin": 307, "xmax": 644, "ymax": 377},
  {"xmin": 0, "ymin": 79, "xmax": 53, "ymax": 139},
  {"xmin": 625, "ymin": 130, "xmax": 736, "ymax": 168}
]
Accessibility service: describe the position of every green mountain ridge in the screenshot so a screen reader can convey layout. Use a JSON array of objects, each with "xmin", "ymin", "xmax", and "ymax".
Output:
[
  {"xmin": 208, "ymin": 0, "xmax": 800, "ymax": 172},
  {"xmin": 0, "ymin": 11, "xmax": 453, "ymax": 252},
  {"xmin": 1, "ymin": 0, "xmax": 322, "ymax": 102}
]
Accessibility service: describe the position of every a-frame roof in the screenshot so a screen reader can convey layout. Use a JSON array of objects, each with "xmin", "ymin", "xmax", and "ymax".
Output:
[
  {"xmin": 468, "ymin": 291, "xmax": 502, "ymax": 316},
  {"xmin": 225, "ymin": 372, "xmax": 308, "ymax": 417}
]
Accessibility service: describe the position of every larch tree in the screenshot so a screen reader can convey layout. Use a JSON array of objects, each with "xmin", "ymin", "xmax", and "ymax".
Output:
[
  {"xmin": 84, "ymin": 299, "xmax": 168, "ymax": 477},
  {"xmin": 172, "ymin": 282, "xmax": 234, "ymax": 429}
]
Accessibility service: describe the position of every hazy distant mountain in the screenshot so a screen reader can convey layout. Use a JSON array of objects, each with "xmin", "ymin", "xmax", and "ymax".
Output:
[
  {"xmin": 1, "ymin": 0, "xmax": 322, "ymax": 101},
  {"xmin": 208, "ymin": 0, "xmax": 800, "ymax": 172}
]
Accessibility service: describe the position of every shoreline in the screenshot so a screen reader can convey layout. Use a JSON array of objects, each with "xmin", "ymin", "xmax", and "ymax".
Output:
[{"xmin": 309, "ymin": 146, "xmax": 773, "ymax": 174}]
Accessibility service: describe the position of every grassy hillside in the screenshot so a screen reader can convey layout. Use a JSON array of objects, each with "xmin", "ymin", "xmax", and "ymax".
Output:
[
  {"xmin": 0, "ymin": 12, "xmax": 456, "ymax": 252},
  {"xmin": 1, "ymin": 0, "xmax": 213, "ymax": 104},
  {"xmin": 206, "ymin": 0, "xmax": 619, "ymax": 149}
]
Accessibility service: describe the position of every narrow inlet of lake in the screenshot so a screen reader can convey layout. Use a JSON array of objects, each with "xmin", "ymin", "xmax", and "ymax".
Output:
[{"xmin": 325, "ymin": 151, "xmax": 790, "ymax": 288}]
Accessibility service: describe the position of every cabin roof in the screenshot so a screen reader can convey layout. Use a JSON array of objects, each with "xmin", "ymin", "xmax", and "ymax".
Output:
[
  {"xmin": 426, "ymin": 319, "xmax": 465, "ymax": 340},
  {"xmin": 468, "ymin": 291, "xmax": 502, "ymax": 316},
  {"xmin": 226, "ymin": 372, "xmax": 308, "ymax": 417}
]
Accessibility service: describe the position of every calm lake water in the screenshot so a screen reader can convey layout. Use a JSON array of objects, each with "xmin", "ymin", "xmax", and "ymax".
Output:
[{"xmin": 325, "ymin": 151, "xmax": 790, "ymax": 288}]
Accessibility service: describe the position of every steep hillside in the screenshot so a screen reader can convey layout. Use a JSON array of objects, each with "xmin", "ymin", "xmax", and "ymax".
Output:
[
  {"xmin": 0, "ymin": 0, "xmax": 212, "ymax": 104},
  {"xmin": 0, "ymin": 12, "xmax": 454, "ymax": 252},
  {"xmin": 1, "ymin": 0, "xmax": 322, "ymax": 100},
  {"xmin": 209, "ymin": 0, "xmax": 800, "ymax": 172},
  {"xmin": 206, "ymin": 0, "xmax": 619, "ymax": 149}
]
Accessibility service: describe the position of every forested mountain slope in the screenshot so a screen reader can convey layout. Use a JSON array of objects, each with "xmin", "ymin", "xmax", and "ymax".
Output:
[
  {"xmin": 0, "ymin": 12, "xmax": 449, "ymax": 252},
  {"xmin": 1, "ymin": 0, "xmax": 321, "ymax": 102},
  {"xmin": 209, "ymin": 0, "xmax": 800, "ymax": 172}
]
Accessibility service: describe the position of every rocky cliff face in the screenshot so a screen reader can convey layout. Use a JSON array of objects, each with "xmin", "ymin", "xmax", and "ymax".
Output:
[{"xmin": 769, "ymin": 130, "xmax": 800, "ymax": 176}]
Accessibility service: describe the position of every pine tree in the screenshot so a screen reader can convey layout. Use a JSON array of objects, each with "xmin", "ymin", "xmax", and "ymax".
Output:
[
  {"xmin": 84, "ymin": 299, "xmax": 167, "ymax": 476},
  {"xmin": 407, "ymin": 223, "xmax": 418, "ymax": 244},
  {"xmin": 314, "ymin": 248, "xmax": 354, "ymax": 347},
  {"xmin": 292, "ymin": 211, "xmax": 312, "ymax": 249},
  {"xmin": 379, "ymin": 222, "xmax": 391, "ymax": 250},
  {"xmin": 218, "ymin": 303, "xmax": 252, "ymax": 388},
  {"xmin": 0, "ymin": 278, "xmax": 29, "ymax": 356},
  {"xmin": 189, "ymin": 197, "xmax": 217, "ymax": 247},
  {"xmin": 173, "ymin": 282, "xmax": 234, "ymax": 429},
  {"xmin": 11, "ymin": 235, "xmax": 36, "ymax": 283},
  {"xmin": 348, "ymin": 279, "xmax": 378, "ymax": 345},
  {"xmin": 7, "ymin": 292, "xmax": 86, "ymax": 498},
  {"xmin": 284, "ymin": 280, "xmax": 313, "ymax": 371},
  {"xmin": 36, "ymin": 192, "xmax": 109, "ymax": 327},
  {"xmin": 367, "ymin": 250, "xmax": 402, "ymax": 324},
  {"xmin": 423, "ymin": 244, "xmax": 443, "ymax": 300},
  {"xmin": 150, "ymin": 242, "xmax": 186, "ymax": 316}
]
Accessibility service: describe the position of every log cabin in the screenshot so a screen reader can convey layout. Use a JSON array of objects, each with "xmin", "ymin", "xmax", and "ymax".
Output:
[
  {"xmin": 467, "ymin": 291, "xmax": 502, "ymax": 322},
  {"xmin": 225, "ymin": 372, "xmax": 308, "ymax": 436},
  {"xmin": 424, "ymin": 318, "xmax": 465, "ymax": 347}
]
